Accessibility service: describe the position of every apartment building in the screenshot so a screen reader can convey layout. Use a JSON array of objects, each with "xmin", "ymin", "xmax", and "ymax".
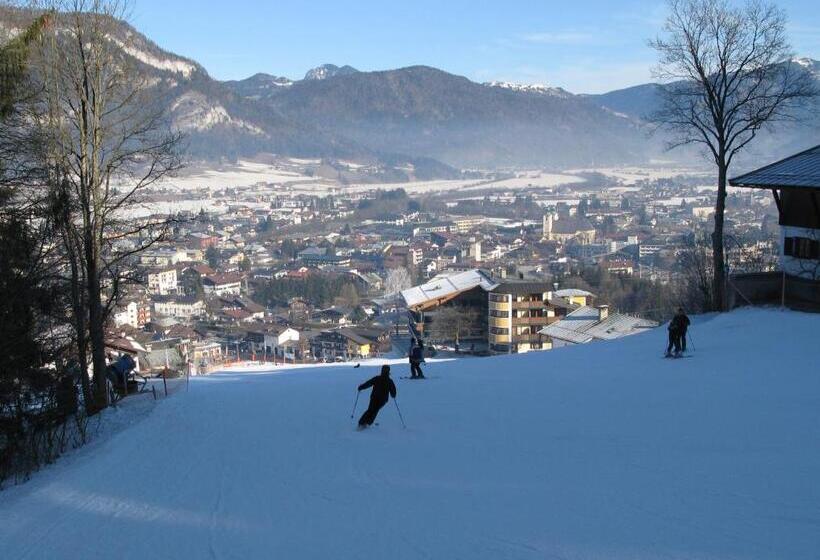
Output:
[{"xmin": 488, "ymin": 280, "xmax": 558, "ymax": 354}]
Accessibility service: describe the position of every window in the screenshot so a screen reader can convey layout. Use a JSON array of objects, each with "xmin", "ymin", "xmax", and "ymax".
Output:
[{"xmin": 784, "ymin": 236, "xmax": 820, "ymax": 259}]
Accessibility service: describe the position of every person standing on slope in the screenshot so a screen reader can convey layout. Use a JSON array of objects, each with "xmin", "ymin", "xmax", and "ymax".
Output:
[
  {"xmin": 409, "ymin": 339, "xmax": 426, "ymax": 379},
  {"xmin": 357, "ymin": 365, "xmax": 397, "ymax": 428},
  {"xmin": 673, "ymin": 307, "xmax": 691, "ymax": 354},
  {"xmin": 665, "ymin": 307, "xmax": 691, "ymax": 357}
]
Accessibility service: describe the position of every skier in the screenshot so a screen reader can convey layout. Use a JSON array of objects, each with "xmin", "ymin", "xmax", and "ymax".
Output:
[
  {"xmin": 665, "ymin": 307, "xmax": 691, "ymax": 357},
  {"xmin": 357, "ymin": 365, "xmax": 397, "ymax": 429},
  {"xmin": 409, "ymin": 339, "xmax": 426, "ymax": 379},
  {"xmin": 673, "ymin": 307, "xmax": 691, "ymax": 353}
]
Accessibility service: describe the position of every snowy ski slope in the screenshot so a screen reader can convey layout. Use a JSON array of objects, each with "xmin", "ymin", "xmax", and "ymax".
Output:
[{"xmin": 1, "ymin": 308, "xmax": 819, "ymax": 559}]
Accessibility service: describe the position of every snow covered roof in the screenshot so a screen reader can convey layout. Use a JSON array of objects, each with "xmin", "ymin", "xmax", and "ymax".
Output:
[
  {"xmin": 554, "ymin": 288, "xmax": 594, "ymax": 298},
  {"xmin": 539, "ymin": 306, "xmax": 657, "ymax": 344},
  {"xmin": 401, "ymin": 269, "xmax": 499, "ymax": 309}
]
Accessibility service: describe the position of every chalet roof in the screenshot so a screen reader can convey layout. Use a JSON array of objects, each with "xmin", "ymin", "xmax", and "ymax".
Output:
[
  {"xmin": 152, "ymin": 295, "xmax": 204, "ymax": 305},
  {"xmin": 491, "ymin": 280, "xmax": 551, "ymax": 295},
  {"xmin": 729, "ymin": 144, "xmax": 820, "ymax": 190},
  {"xmin": 105, "ymin": 336, "xmax": 148, "ymax": 354},
  {"xmin": 338, "ymin": 329, "xmax": 375, "ymax": 346},
  {"xmin": 400, "ymin": 269, "xmax": 499, "ymax": 309},
  {"xmin": 554, "ymin": 288, "xmax": 595, "ymax": 298},
  {"xmin": 539, "ymin": 306, "xmax": 657, "ymax": 344},
  {"xmin": 183, "ymin": 264, "xmax": 216, "ymax": 276},
  {"xmin": 203, "ymin": 272, "xmax": 243, "ymax": 285}
]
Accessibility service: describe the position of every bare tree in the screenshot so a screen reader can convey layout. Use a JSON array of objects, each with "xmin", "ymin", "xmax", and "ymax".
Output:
[
  {"xmin": 674, "ymin": 233, "xmax": 715, "ymax": 312},
  {"xmin": 650, "ymin": 0, "xmax": 817, "ymax": 310},
  {"xmin": 384, "ymin": 267, "xmax": 412, "ymax": 295},
  {"xmin": 21, "ymin": 0, "xmax": 184, "ymax": 408},
  {"xmin": 427, "ymin": 306, "xmax": 482, "ymax": 345}
]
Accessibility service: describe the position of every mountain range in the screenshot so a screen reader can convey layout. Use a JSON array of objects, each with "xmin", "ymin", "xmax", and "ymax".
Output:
[{"xmin": 2, "ymin": 8, "xmax": 818, "ymax": 174}]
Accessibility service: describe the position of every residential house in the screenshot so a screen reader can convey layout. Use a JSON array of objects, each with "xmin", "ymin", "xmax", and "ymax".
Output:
[
  {"xmin": 153, "ymin": 296, "xmax": 206, "ymax": 319},
  {"xmin": 147, "ymin": 267, "xmax": 179, "ymax": 295},
  {"xmin": 113, "ymin": 300, "xmax": 151, "ymax": 329},
  {"xmin": 202, "ymin": 273, "xmax": 243, "ymax": 296},
  {"xmin": 729, "ymin": 145, "xmax": 820, "ymax": 308},
  {"xmin": 192, "ymin": 341, "xmax": 223, "ymax": 367}
]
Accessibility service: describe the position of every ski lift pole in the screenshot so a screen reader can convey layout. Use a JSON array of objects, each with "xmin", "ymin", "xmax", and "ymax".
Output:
[{"xmin": 393, "ymin": 398, "xmax": 407, "ymax": 429}]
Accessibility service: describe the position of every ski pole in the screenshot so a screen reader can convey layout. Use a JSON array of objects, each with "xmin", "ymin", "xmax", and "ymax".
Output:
[
  {"xmin": 393, "ymin": 398, "xmax": 406, "ymax": 429},
  {"xmin": 350, "ymin": 390, "xmax": 360, "ymax": 419},
  {"xmin": 687, "ymin": 333, "xmax": 696, "ymax": 352}
]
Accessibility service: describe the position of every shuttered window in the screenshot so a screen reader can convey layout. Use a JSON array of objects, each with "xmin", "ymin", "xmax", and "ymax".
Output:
[{"xmin": 784, "ymin": 236, "xmax": 820, "ymax": 259}]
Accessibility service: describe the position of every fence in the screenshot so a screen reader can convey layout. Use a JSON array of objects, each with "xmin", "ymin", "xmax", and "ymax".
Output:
[
  {"xmin": 1, "ymin": 365, "xmax": 196, "ymax": 487},
  {"xmin": 728, "ymin": 272, "xmax": 820, "ymax": 311}
]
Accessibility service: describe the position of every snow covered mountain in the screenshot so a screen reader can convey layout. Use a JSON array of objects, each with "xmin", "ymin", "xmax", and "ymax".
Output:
[
  {"xmin": 484, "ymin": 80, "xmax": 573, "ymax": 98},
  {"xmin": 3, "ymin": 7, "xmax": 817, "ymax": 171},
  {"xmin": 303, "ymin": 63, "xmax": 360, "ymax": 81},
  {"xmin": 1, "ymin": 308, "xmax": 819, "ymax": 559}
]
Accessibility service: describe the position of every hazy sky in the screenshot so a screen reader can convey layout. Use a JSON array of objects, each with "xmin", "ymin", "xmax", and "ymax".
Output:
[{"xmin": 131, "ymin": 0, "xmax": 820, "ymax": 94}]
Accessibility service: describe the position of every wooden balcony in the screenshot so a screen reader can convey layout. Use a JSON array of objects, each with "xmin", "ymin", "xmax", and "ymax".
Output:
[
  {"xmin": 489, "ymin": 316, "xmax": 511, "ymax": 328},
  {"xmin": 512, "ymin": 300, "xmax": 547, "ymax": 310},
  {"xmin": 513, "ymin": 333, "xmax": 544, "ymax": 344},
  {"xmin": 512, "ymin": 316, "xmax": 549, "ymax": 326}
]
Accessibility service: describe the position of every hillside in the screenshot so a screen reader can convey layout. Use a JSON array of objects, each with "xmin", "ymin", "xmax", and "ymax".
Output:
[
  {"xmin": 1, "ymin": 308, "xmax": 819, "ymax": 559},
  {"xmin": 2, "ymin": 8, "xmax": 817, "ymax": 171},
  {"xmin": 258, "ymin": 65, "xmax": 653, "ymax": 168}
]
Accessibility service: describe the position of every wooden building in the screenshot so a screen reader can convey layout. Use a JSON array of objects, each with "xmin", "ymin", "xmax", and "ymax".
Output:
[{"xmin": 729, "ymin": 145, "xmax": 820, "ymax": 308}]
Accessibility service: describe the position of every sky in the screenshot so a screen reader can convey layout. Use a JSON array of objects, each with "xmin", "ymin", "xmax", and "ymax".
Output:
[{"xmin": 131, "ymin": 0, "xmax": 820, "ymax": 94}]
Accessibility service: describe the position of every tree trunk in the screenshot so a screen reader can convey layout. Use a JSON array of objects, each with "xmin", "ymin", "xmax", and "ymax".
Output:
[
  {"xmin": 86, "ymin": 241, "xmax": 108, "ymax": 409},
  {"xmin": 712, "ymin": 162, "xmax": 728, "ymax": 311},
  {"xmin": 69, "ymin": 250, "xmax": 93, "ymax": 409}
]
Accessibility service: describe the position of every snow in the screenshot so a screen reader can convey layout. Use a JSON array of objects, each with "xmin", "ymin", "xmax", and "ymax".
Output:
[
  {"xmin": 470, "ymin": 172, "xmax": 586, "ymax": 191},
  {"xmin": 171, "ymin": 93, "xmax": 266, "ymax": 135},
  {"xmin": 2, "ymin": 308, "xmax": 820, "ymax": 559},
  {"xmin": 485, "ymin": 81, "xmax": 573, "ymax": 98},
  {"xmin": 111, "ymin": 38, "xmax": 197, "ymax": 78},
  {"xmin": 566, "ymin": 166, "xmax": 711, "ymax": 185},
  {"xmin": 150, "ymin": 160, "xmax": 317, "ymax": 192}
]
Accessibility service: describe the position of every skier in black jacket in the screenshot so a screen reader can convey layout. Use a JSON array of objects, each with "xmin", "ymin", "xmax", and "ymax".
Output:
[
  {"xmin": 357, "ymin": 365, "xmax": 397, "ymax": 428},
  {"xmin": 409, "ymin": 339, "xmax": 425, "ymax": 379},
  {"xmin": 666, "ymin": 307, "xmax": 691, "ymax": 357}
]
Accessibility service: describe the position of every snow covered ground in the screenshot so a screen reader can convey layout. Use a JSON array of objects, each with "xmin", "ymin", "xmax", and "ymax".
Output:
[{"xmin": 2, "ymin": 308, "xmax": 820, "ymax": 559}]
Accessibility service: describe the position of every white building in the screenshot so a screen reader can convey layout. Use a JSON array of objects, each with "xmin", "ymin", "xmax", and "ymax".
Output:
[
  {"xmin": 113, "ymin": 301, "xmax": 151, "ymax": 329},
  {"xmin": 264, "ymin": 327, "xmax": 300, "ymax": 360},
  {"xmin": 153, "ymin": 297, "xmax": 205, "ymax": 319},
  {"xmin": 203, "ymin": 273, "xmax": 243, "ymax": 296},
  {"xmin": 148, "ymin": 268, "xmax": 179, "ymax": 295},
  {"xmin": 139, "ymin": 247, "xmax": 188, "ymax": 267}
]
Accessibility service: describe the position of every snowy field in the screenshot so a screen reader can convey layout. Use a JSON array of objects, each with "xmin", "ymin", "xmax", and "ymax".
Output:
[
  {"xmin": 566, "ymin": 166, "xmax": 711, "ymax": 185},
  {"xmin": 2, "ymin": 308, "xmax": 820, "ymax": 559},
  {"xmin": 465, "ymin": 171, "xmax": 586, "ymax": 191},
  {"xmin": 151, "ymin": 159, "xmax": 318, "ymax": 192}
]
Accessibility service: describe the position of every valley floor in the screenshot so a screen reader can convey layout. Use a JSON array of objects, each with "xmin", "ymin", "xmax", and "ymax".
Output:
[{"xmin": 1, "ymin": 309, "xmax": 819, "ymax": 559}]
